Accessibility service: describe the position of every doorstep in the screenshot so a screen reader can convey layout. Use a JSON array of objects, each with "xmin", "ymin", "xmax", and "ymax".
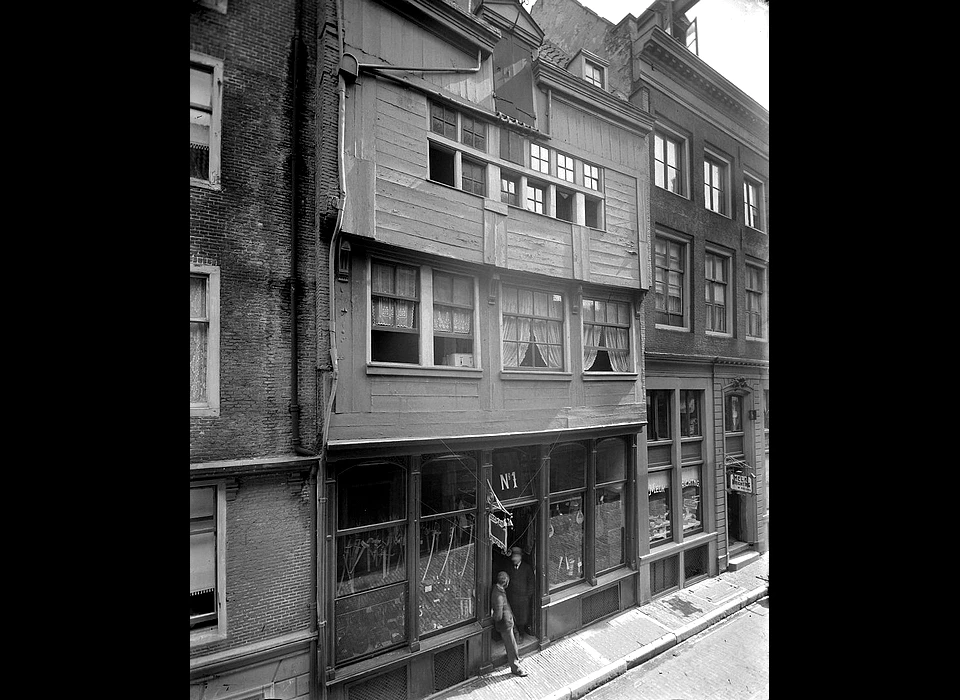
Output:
[{"xmin": 727, "ymin": 548, "xmax": 760, "ymax": 571}]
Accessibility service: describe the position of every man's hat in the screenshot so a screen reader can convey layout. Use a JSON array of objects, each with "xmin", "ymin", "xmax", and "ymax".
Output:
[{"xmin": 510, "ymin": 546, "xmax": 523, "ymax": 555}]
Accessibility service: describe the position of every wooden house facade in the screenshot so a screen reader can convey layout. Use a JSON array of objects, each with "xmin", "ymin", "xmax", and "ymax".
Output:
[{"xmin": 321, "ymin": 1, "xmax": 655, "ymax": 697}]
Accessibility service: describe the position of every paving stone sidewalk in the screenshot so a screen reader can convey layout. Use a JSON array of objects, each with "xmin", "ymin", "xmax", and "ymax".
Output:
[{"xmin": 429, "ymin": 553, "xmax": 769, "ymax": 700}]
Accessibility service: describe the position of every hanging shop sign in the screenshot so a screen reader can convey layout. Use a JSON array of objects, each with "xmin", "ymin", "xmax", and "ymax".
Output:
[
  {"xmin": 728, "ymin": 472, "xmax": 754, "ymax": 493},
  {"xmin": 486, "ymin": 480, "xmax": 513, "ymax": 554}
]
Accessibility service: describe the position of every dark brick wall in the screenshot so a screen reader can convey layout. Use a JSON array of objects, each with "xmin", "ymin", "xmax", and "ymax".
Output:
[{"xmin": 190, "ymin": 0, "xmax": 329, "ymax": 463}]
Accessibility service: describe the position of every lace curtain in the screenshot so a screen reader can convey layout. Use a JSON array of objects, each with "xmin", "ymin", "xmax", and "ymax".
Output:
[{"xmin": 582, "ymin": 325, "xmax": 629, "ymax": 371}]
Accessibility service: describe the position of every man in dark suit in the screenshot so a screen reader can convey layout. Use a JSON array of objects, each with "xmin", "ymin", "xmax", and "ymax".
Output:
[
  {"xmin": 491, "ymin": 570, "xmax": 528, "ymax": 677},
  {"xmin": 505, "ymin": 546, "xmax": 534, "ymax": 641}
]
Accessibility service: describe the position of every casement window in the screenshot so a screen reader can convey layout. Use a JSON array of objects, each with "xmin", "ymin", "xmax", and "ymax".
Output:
[
  {"xmin": 583, "ymin": 163, "xmax": 601, "ymax": 191},
  {"xmin": 432, "ymin": 270, "xmax": 475, "ymax": 367},
  {"xmin": 557, "ymin": 153, "xmax": 575, "ymax": 183},
  {"xmin": 745, "ymin": 264, "xmax": 767, "ymax": 340},
  {"xmin": 428, "ymin": 143, "xmax": 456, "ymax": 187},
  {"xmin": 190, "ymin": 265, "xmax": 220, "ymax": 416},
  {"xmin": 190, "ymin": 54, "xmax": 223, "ymax": 187},
  {"xmin": 430, "ymin": 102, "xmax": 487, "ymax": 153},
  {"xmin": 526, "ymin": 181, "xmax": 546, "ymax": 214},
  {"xmin": 501, "ymin": 284, "xmax": 564, "ymax": 370},
  {"xmin": 371, "ymin": 261, "xmax": 420, "ymax": 364},
  {"xmin": 461, "ymin": 158, "xmax": 486, "ymax": 196},
  {"xmin": 191, "ymin": 482, "xmax": 226, "ymax": 643},
  {"xmin": 501, "ymin": 172, "xmax": 520, "ymax": 206},
  {"xmin": 703, "ymin": 153, "xmax": 729, "ymax": 215},
  {"xmin": 646, "ymin": 388, "xmax": 705, "ymax": 548},
  {"xmin": 653, "ymin": 236, "xmax": 687, "ymax": 328},
  {"xmin": 743, "ymin": 174, "xmax": 765, "ymax": 231},
  {"xmin": 460, "ymin": 114, "xmax": 486, "ymax": 152},
  {"xmin": 584, "ymin": 60, "xmax": 604, "ymax": 88},
  {"xmin": 654, "ymin": 131, "xmax": 684, "ymax": 195},
  {"xmin": 555, "ymin": 187, "xmax": 574, "ymax": 222},
  {"xmin": 704, "ymin": 252, "xmax": 730, "ymax": 334},
  {"xmin": 530, "ymin": 143, "xmax": 550, "ymax": 174},
  {"xmin": 582, "ymin": 298, "xmax": 632, "ymax": 372}
]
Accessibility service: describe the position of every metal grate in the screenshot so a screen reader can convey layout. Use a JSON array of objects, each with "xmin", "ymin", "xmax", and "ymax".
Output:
[
  {"xmin": 684, "ymin": 544, "xmax": 708, "ymax": 581},
  {"xmin": 582, "ymin": 585, "xmax": 620, "ymax": 626},
  {"xmin": 346, "ymin": 665, "xmax": 407, "ymax": 700},
  {"xmin": 434, "ymin": 644, "xmax": 466, "ymax": 692},
  {"xmin": 650, "ymin": 555, "xmax": 679, "ymax": 597}
]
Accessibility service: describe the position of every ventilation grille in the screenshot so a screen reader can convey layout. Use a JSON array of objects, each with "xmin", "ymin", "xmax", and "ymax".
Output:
[
  {"xmin": 650, "ymin": 555, "xmax": 679, "ymax": 597},
  {"xmin": 347, "ymin": 665, "xmax": 407, "ymax": 700},
  {"xmin": 684, "ymin": 544, "xmax": 708, "ymax": 581},
  {"xmin": 434, "ymin": 644, "xmax": 466, "ymax": 692},
  {"xmin": 582, "ymin": 585, "xmax": 620, "ymax": 626}
]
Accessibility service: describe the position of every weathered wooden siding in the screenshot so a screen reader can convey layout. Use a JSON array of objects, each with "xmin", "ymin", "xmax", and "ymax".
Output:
[
  {"xmin": 370, "ymin": 376, "xmax": 482, "ymax": 413},
  {"xmin": 583, "ymin": 381, "xmax": 640, "ymax": 406},
  {"xmin": 546, "ymin": 97, "xmax": 642, "ymax": 172},
  {"xmin": 504, "ymin": 210, "xmax": 573, "ymax": 277}
]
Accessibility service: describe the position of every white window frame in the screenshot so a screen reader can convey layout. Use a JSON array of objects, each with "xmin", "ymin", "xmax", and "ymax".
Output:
[
  {"xmin": 583, "ymin": 162, "xmax": 602, "ymax": 192},
  {"xmin": 703, "ymin": 149, "xmax": 731, "ymax": 217},
  {"xmin": 526, "ymin": 180, "xmax": 546, "ymax": 214},
  {"xmin": 556, "ymin": 152, "xmax": 575, "ymax": 183},
  {"xmin": 582, "ymin": 297, "xmax": 635, "ymax": 375},
  {"xmin": 745, "ymin": 262, "xmax": 768, "ymax": 341},
  {"xmin": 190, "ymin": 264, "xmax": 221, "ymax": 417},
  {"xmin": 499, "ymin": 281, "xmax": 568, "ymax": 374},
  {"xmin": 653, "ymin": 232, "xmax": 690, "ymax": 332},
  {"xmin": 190, "ymin": 52, "xmax": 224, "ymax": 190},
  {"xmin": 530, "ymin": 143, "xmax": 550, "ymax": 175},
  {"xmin": 704, "ymin": 249, "xmax": 733, "ymax": 337},
  {"xmin": 654, "ymin": 126, "xmax": 688, "ymax": 197},
  {"xmin": 743, "ymin": 172, "xmax": 766, "ymax": 232},
  {"xmin": 367, "ymin": 259, "xmax": 481, "ymax": 370},
  {"xmin": 584, "ymin": 60, "xmax": 604, "ymax": 88},
  {"xmin": 190, "ymin": 480, "xmax": 227, "ymax": 646}
]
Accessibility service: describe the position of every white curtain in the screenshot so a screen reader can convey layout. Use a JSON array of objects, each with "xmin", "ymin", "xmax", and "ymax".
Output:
[
  {"xmin": 502, "ymin": 316, "xmax": 518, "ymax": 367},
  {"xmin": 606, "ymin": 327, "xmax": 630, "ymax": 372},
  {"xmin": 582, "ymin": 323, "xmax": 601, "ymax": 370}
]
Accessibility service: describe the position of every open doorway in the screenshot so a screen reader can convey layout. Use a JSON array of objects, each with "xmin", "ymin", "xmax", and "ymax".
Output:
[{"xmin": 491, "ymin": 501, "xmax": 539, "ymax": 661}]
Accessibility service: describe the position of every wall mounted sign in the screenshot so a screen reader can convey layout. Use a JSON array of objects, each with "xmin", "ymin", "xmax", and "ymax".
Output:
[
  {"xmin": 728, "ymin": 472, "xmax": 754, "ymax": 493},
  {"xmin": 488, "ymin": 513, "xmax": 511, "ymax": 554}
]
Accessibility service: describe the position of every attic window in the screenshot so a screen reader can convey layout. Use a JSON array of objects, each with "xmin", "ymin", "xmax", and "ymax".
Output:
[{"xmin": 584, "ymin": 60, "xmax": 604, "ymax": 89}]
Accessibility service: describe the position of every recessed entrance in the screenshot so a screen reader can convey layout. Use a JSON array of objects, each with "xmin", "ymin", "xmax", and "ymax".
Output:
[{"xmin": 490, "ymin": 501, "xmax": 539, "ymax": 662}]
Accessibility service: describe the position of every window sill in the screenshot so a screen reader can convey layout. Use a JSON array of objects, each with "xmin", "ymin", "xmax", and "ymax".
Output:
[
  {"xmin": 191, "ymin": 177, "xmax": 222, "ymax": 191},
  {"xmin": 704, "ymin": 207, "xmax": 731, "ymax": 220},
  {"xmin": 190, "ymin": 626, "xmax": 227, "ymax": 648},
  {"xmin": 746, "ymin": 336, "xmax": 768, "ymax": 343},
  {"xmin": 705, "ymin": 330, "xmax": 732, "ymax": 338},
  {"xmin": 499, "ymin": 370, "xmax": 572, "ymax": 381},
  {"xmin": 367, "ymin": 363, "xmax": 482, "ymax": 378},
  {"xmin": 639, "ymin": 531, "xmax": 714, "ymax": 564},
  {"xmin": 654, "ymin": 324, "xmax": 689, "ymax": 333},
  {"xmin": 191, "ymin": 405, "xmax": 221, "ymax": 417},
  {"xmin": 744, "ymin": 224, "xmax": 767, "ymax": 234},
  {"xmin": 583, "ymin": 372, "xmax": 638, "ymax": 381},
  {"xmin": 654, "ymin": 185, "xmax": 688, "ymax": 201}
]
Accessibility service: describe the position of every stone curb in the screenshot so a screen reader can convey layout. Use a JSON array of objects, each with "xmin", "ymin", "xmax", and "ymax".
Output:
[{"xmin": 538, "ymin": 583, "xmax": 768, "ymax": 700}]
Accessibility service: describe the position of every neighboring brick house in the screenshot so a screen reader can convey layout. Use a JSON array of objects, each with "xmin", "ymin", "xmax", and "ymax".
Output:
[
  {"xmin": 189, "ymin": 0, "xmax": 338, "ymax": 697},
  {"xmin": 532, "ymin": 0, "xmax": 769, "ymax": 595}
]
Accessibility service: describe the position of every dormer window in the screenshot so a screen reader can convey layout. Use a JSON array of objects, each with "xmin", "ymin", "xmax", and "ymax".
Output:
[{"xmin": 584, "ymin": 60, "xmax": 604, "ymax": 89}]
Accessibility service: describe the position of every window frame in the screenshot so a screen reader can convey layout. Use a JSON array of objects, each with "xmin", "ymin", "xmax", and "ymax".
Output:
[
  {"xmin": 556, "ymin": 152, "xmax": 575, "ymax": 183},
  {"xmin": 190, "ymin": 480, "xmax": 227, "ymax": 646},
  {"xmin": 190, "ymin": 264, "xmax": 221, "ymax": 416},
  {"xmin": 581, "ymin": 297, "xmax": 634, "ymax": 374},
  {"xmin": 530, "ymin": 142, "xmax": 550, "ymax": 175},
  {"xmin": 370, "ymin": 259, "xmax": 421, "ymax": 365},
  {"xmin": 500, "ymin": 282, "xmax": 567, "ymax": 372},
  {"xmin": 190, "ymin": 52, "xmax": 224, "ymax": 190},
  {"xmin": 583, "ymin": 162, "xmax": 602, "ymax": 192},
  {"xmin": 431, "ymin": 269, "xmax": 477, "ymax": 367},
  {"xmin": 653, "ymin": 128, "xmax": 687, "ymax": 197},
  {"xmin": 653, "ymin": 233, "xmax": 689, "ymax": 331},
  {"xmin": 703, "ymin": 150, "xmax": 731, "ymax": 216},
  {"xmin": 501, "ymin": 170, "xmax": 521, "ymax": 207},
  {"xmin": 704, "ymin": 250, "xmax": 732, "ymax": 336},
  {"xmin": 743, "ymin": 173, "xmax": 766, "ymax": 231},
  {"xmin": 526, "ymin": 180, "xmax": 546, "ymax": 215},
  {"xmin": 584, "ymin": 60, "xmax": 605, "ymax": 88},
  {"xmin": 745, "ymin": 262, "xmax": 767, "ymax": 341},
  {"xmin": 460, "ymin": 156, "xmax": 486, "ymax": 197}
]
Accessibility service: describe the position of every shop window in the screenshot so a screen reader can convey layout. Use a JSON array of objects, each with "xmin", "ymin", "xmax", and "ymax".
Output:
[
  {"xmin": 428, "ymin": 143, "xmax": 456, "ymax": 187},
  {"xmin": 501, "ymin": 172, "xmax": 520, "ymax": 206},
  {"xmin": 681, "ymin": 465, "xmax": 702, "ymax": 534},
  {"xmin": 549, "ymin": 444, "xmax": 586, "ymax": 590},
  {"xmin": 433, "ymin": 271, "xmax": 475, "ymax": 367},
  {"xmin": 648, "ymin": 470, "xmax": 672, "ymax": 547},
  {"xmin": 582, "ymin": 298, "xmax": 631, "ymax": 372},
  {"xmin": 418, "ymin": 455, "xmax": 478, "ymax": 635},
  {"xmin": 335, "ymin": 461, "xmax": 407, "ymax": 663},
  {"xmin": 556, "ymin": 188, "xmax": 574, "ymax": 222},
  {"xmin": 501, "ymin": 285, "xmax": 564, "ymax": 370},
  {"xmin": 190, "ymin": 484, "xmax": 223, "ymax": 635},
  {"xmin": 371, "ymin": 261, "xmax": 419, "ymax": 364},
  {"xmin": 595, "ymin": 438, "xmax": 627, "ymax": 573}
]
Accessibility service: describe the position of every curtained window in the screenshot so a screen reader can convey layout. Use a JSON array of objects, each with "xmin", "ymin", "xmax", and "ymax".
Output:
[
  {"xmin": 582, "ymin": 298, "xmax": 631, "ymax": 372},
  {"xmin": 501, "ymin": 285, "xmax": 564, "ymax": 370},
  {"xmin": 190, "ymin": 486, "xmax": 218, "ymax": 630},
  {"xmin": 371, "ymin": 261, "xmax": 419, "ymax": 364},
  {"xmin": 433, "ymin": 271, "xmax": 474, "ymax": 367}
]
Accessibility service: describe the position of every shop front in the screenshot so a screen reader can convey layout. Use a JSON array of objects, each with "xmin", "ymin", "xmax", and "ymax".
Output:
[{"xmin": 322, "ymin": 430, "xmax": 640, "ymax": 700}]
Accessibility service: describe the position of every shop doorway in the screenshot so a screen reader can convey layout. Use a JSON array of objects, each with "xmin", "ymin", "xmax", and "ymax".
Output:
[{"xmin": 491, "ymin": 501, "xmax": 539, "ymax": 654}]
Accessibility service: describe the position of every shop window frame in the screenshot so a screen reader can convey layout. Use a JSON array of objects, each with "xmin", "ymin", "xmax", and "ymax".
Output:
[{"xmin": 190, "ymin": 480, "xmax": 227, "ymax": 646}]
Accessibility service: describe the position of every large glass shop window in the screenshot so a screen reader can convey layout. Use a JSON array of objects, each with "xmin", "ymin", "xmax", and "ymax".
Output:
[
  {"xmin": 418, "ymin": 455, "xmax": 478, "ymax": 636},
  {"xmin": 595, "ymin": 438, "xmax": 627, "ymax": 572},
  {"xmin": 335, "ymin": 462, "xmax": 407, "ymax": 663},
  {"xmin": 648, "ymin": 470, "xmax": 672, "ymax": 546},
  {"xmin": 548, "ymin": 444, "xmax": 586, "ymax": 589},
  {"xmin": 681, "ymin": 465, "xmax": 702, "ymax": 534}
]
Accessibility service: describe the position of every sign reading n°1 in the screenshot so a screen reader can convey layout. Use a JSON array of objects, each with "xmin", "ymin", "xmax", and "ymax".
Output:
[{"xmin": 491, "ymin": 450, "xmax": 536, "ymax": 501}]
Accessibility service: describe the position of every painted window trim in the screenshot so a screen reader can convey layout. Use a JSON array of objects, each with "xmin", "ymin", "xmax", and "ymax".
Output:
[
  {"xmin": 653, "ymin": 125, "xmax": 688, "ymax": 198},
  {"xmin": 704, "ymin": 248, "xmax": 733, "ymax": 337},
  {"xmin": 742, "ymin": 171, "xmax": 767, "ymax": 232},
  {"xmin": 745, "ymin": 262, "xmax": 768, "ymax": 341},
  {"xmin": 191, "ymin": 264, "xmax": 221, "ymax": 417},
  {"xmin": 653, "ymin": 231, "xmax": 690, "ymax": 331},
  {"xmin": 702, "ymin": 148, "xmax": 731, "ymax": 218},
  {"xmin": 190, "ymin": 52, "xmax": 224, "ymax": 190},
  {"xmin": 498, "ymin": 280, "xmax": 569, "ymax": 373},
  {"xmin": 190, "ymin": 479, "xmax": 228, "ymax": 646},
  {"xmin": 582, "ymin": 296, "xmax": 636, "ymax": 374}
]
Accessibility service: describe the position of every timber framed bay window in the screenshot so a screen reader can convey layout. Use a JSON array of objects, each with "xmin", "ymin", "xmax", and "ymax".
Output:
[
  {"xmin": 190, "ymin": 482, "xmax": 227, "ymax": 644},
  {"xmin": 745, "ymin": 263, "xmax": 767, "ymax": 340},
  {"xmin": 582, "ymin": 297, "xmax": 633, "ymax": 373},
  {"xmin": 548, "ymin": 437, "xmax": 631, "ymax": 591},
  {"xmin": 501, "ymin": 284, "xmax": 565, "ymax": 371},
  {"xmin": 703, "ymin": 150, "xmax": 730, "ymax": 215},
  {"xmin": 190, "ymin": 53, "xmax": 223, "ymax": 187},
  {"xmin": 704, "ymin": 251, "xmax": 731, "ymax": 335},
  {"xmin": 743, "ymin": 173, "xmax": 766, "ymax": 231},
  {"xmin": 653, "ymin": 234, "xmax": 688, "ymax": 329},
  {"xmin": 190, "ymin": 265, "xmax": 220, "ymax": 416},
  {"xmin": 370, "ymin": 260, "xmax": 478, "ymax": 368},
  {"xmin": 654, "ymin": 129, "xmax": 686, "ymax": 196},
  {"xmin": 333, "ymin": 454, "xmax": 479, "ymax": 665},
  {"xmin": 646, "ymin": 389, "xmax": 705, "ymax": 549}
]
